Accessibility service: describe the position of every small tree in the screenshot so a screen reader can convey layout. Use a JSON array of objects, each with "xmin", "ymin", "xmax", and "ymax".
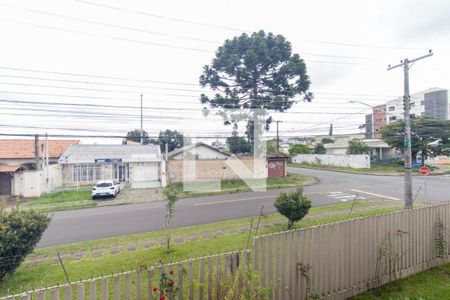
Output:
[
  {"xmin": 163, "ymin": 183, "xmax": 179, "ymax": 254},
  {"xmin": 346, "ymin": 139, "xmax": 369, "ymax": 155},
  {"xmin": 226, "ymin": 131, "xmax": 252, "ymax": 154},
  {"xmin": 321, "ymin": 137, "xmax": 334, "ymax": 144},
  {"xmin": 274, "ymin": 188, "xmax": 311, "ymax": 229},
  {"xmin": 0, "ymin": 208, "xmax": 50, "ymax": 281},
  {"xmin": 313, "ymin": 143, "xmax": 326, "ymax": 154},
  {"xmin": 123, "ymin": 129, "xmax": 151, "ymax": 145},
  {"xmin": 288, "ymin": 143, "xmax": 310, "ymax": 156}
]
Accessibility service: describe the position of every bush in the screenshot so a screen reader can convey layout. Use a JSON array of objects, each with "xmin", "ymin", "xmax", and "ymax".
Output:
[
  {"xmin": 0, "ymin": 208, "xmax": 50, "ymax": 281},
  {"xmin": 274, "ymin": 188, "xmax": 311, "ymax": 229}
]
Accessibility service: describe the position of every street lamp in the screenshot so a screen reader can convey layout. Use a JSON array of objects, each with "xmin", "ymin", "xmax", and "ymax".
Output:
[{"xmin": 348, "ymin": 100, "xmax": 375, "ymax": 139}]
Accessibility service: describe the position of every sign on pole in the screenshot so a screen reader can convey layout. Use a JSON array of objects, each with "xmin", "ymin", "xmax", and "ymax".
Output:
[{"xmin": 419, "ymin": 166, "xmax": 430, "ymax": 176}]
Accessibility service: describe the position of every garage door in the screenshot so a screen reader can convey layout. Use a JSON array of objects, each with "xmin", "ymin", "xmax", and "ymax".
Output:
[
  {"xmin": 0, "ymin": 173, "xmax": 12, "ymax": 195},
  {"xmin": 131, "ymin": 163, "xmax": 160, "ymax": 188}
]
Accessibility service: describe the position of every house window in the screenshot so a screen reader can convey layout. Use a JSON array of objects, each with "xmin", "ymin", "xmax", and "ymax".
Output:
[
  {"xmin": 410, "ymin": 114, "xmax": 416, "ymax": 118},
  {"xmin": 73, "ymin": 164, "xmax": 102, "ymax": 181},
  {"xmin": 389, "ymin": 116, "xmax": 397, "ymax": 121},
  {"xmin": 389, "ymin": 106, "xmax": 395, "ymax": 111}
]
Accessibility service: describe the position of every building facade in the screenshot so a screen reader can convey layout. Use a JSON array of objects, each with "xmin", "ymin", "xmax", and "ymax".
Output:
[
  {"xmin": 59, "ymin": 144, "xmax": 165, "ymax": 189},
  {"xmin": 366, "ymin": 88, "xmax": 449, "ymax": 138},
  {"xmin": 372, "ymin": 104, "xmax": 387, "ymax": 138}
]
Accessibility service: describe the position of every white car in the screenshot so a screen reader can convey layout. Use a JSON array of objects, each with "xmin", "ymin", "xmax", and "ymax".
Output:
[{"xmin": 92, "ymin": 180, "xmax": 120, "ymax": 199}]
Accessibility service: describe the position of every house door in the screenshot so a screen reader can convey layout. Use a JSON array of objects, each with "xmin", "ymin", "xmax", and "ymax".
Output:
[
  {"xmin": 268, "ymin": 159, "xmax": 285, "ymax": 178},
  {"xmin": 0, "ymin": 173, "xmax": 12, "ymax": 195}
]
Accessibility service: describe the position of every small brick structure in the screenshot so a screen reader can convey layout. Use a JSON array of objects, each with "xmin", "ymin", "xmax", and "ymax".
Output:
[{"xmin": 267, "ymin": 152, "xmax": 289, "ymax": 178}]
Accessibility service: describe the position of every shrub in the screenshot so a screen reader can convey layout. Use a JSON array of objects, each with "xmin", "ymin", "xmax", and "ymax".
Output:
[
  {"xmin": 274, "ymin": 188, "xmax": 311, "ymax": 229},
  {"xmin": 288, "ymin": 144, "xmax": 310, "ymax": 156},
  {"xmin": 0, "ymin": 208, "xmax": 50, "ymax": 281}
]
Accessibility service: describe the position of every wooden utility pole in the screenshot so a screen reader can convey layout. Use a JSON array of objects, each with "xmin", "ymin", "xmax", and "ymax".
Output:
[{"xmin": 387, "ymin": 50, "xmax": 433, "ymax": 209}]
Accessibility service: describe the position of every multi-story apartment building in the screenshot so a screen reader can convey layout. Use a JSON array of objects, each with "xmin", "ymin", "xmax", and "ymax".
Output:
[
  {"xmin": 365, "ymin": 88, "xmax": 449, "ymax": 138},
  {"xmin": 372, "ymin": 104, "xmax": 387, "ymax": 139}
]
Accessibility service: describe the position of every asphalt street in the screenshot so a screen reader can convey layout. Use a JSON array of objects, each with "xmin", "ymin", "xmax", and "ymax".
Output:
[{"xmin": 38, "ymin": 168, "xmax": 450, "ymax": 247}]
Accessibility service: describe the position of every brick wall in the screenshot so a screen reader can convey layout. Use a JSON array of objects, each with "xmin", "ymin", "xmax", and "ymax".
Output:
[{"xmin": 167, "ymin": 158, "xmax": 267, "ymax": 183}]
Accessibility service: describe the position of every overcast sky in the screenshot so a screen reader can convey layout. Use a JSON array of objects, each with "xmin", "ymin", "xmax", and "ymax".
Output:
[{"xmin": 0, "ymin": 0, "xmax": 449, "ymax": 144}]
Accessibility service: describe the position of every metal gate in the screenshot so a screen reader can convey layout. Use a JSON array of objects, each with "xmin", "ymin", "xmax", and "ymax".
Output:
[{"xmin": 0, "ymin": 173, "xmax": 12, "ymax": 195}]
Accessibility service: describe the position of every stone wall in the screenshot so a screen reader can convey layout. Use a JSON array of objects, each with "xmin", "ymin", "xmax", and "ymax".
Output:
[{"xmin": 292, "ymin": 154, "xmax": 370, "ymax": 169}]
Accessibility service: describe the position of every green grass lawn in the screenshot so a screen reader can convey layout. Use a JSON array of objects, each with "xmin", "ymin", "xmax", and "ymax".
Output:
[
  {"xmin": 0, "ymin": 201, "xmax": 400, "ymax": 296},
  {"xmin": 176, "ymin": 173, "xmax": 316, "ymax": 197},
  {"xmin": 289, "ymin": 162, "xmax": 435, "ymax": 175},
  {"xmin": 352, "ymin": 263, "xmax": 450, "ymax": 299}
]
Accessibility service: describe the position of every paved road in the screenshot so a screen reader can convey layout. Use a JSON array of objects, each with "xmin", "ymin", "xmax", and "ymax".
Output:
[{"xmin": 38, "ymin": 168, "xmax": 450, "ymax": 247}]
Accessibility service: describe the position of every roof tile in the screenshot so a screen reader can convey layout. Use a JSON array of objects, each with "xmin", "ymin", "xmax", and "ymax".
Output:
[{"xmin": 0, "ymin": 139, "xmax": 79, "ymax": 159}]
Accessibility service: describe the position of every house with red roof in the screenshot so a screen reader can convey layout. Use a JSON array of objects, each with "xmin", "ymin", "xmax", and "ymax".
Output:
[{"xmin": 0, "ymin": 139, "xmax": 79, "ymax": 196}]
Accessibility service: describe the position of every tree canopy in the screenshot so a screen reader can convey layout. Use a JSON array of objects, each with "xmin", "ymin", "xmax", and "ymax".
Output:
[
  {"xmin": 200, "ymin": 30, "xmax": 312, "ymax": 143},
  {"xmin": 226, "ymin": 131, "xmax": 252, "ymax": 154},
  {"xmin": 381, "ymin": 118, "xmax": 450, "ymax": 160},
  {"xmin": 346, "ymin": 139, "xmax": 369, "ymax": 155},
  {"xmin": 313, "ymin": 143, "xmax": 326, "ymax": 154},
  {"xmin": 123, "ymin": 129, "xmax": 150, "ymax": 145},
  {"xmin": 288, "ymin": 143, "xmax": 310, "ymax": 156},
  {"xmin": 155, "ymin": 130, "xmax": 187, "ymax": 153}
]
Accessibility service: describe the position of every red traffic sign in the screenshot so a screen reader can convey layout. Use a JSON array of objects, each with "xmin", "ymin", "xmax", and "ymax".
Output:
[{"xmin": 419, "ymin": 166, "xmax": 430, "ymax": 176}]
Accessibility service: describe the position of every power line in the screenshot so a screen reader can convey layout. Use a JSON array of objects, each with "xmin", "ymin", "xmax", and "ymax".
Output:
[
  {"xmin": 75, "ymin": 0, "xmax": 251, "ymax": 33},
  {"xmin": 0, "ymin": 66, "xmax": 199, "ymax": 87},
  {"xmin": 0, "ymin": 2, "xmax": 222, "ymax": 44},
  {"xmin": 0, "ymin": 18, "xmax": 213, "ymax": 53},
  {"xmin": 305, "ymin": 39, "xmax": 428, "ymax": 51}
]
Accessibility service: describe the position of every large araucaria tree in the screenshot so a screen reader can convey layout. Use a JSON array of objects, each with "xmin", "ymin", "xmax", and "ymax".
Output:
[{"xmin": 199, "ymin": 30, "xmax": 312, "ymax": 148}]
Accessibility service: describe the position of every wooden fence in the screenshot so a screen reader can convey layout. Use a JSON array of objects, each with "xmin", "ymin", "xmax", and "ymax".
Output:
[
  {"xmin": 1, "ymin": 250, "xmax": 249, "ymax": 300},
  {"xmin": 253, "ymin": 202, "xmax": 450, "ymax": 300}
]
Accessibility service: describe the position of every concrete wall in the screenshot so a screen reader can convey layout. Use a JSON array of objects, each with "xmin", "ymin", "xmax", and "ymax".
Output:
[
  {"xmin": 13, "ymin": 164, "xmax": 62, "ymax": 197},
  {"xmin": 167, "ymin": 158, "xmax": 267, "ymax": 183},
  {"xmin": 292, "ymin": 154, "xmax": 371, "ymax": 169}
]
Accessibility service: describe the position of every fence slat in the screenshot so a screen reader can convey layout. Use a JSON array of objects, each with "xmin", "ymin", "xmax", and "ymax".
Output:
[
  {"xmin": 125, "ymin": 273, "xmax": 131, "ymax": 300},
  {"xmin": 198, "ymin": 258, "xmax": 204, "ymax": 300},
  {"xmin": 187, "ymin": 260, "xmax": 194, "ymax": 300},
  {"xmin": 272, "ymin": 234, "xmax": 278, "ymax": 300},
  {"xmin": 101, "ymin": 278, "xmax": 108, "ymax": 300},
  {"xmin": 89, "ymin": 280, "xmax": 96, "ymax": 300},
  {"xmin": 65, "ymin": 285, "xmax": 73, "ymax": 300},
  {"xmin": 177, "ymin": 263, "xmax": 183, "ymax": 300},
  {"xmin": 136, "ymin": 270, "xmax": 142, "ymax": 300},
  {"xmin": 113, "ymin": 275, "xmax": 120, "ymax": 300},
  {"xmin": 148, "ymin": 269, "xmax": 154, "ymax": 300},
  {"xmin": 50, "ymin": 287, "xmax": 59, "ymax": 300},
  {"xmin": 207, "ymin": 257, "xmax": 213, "ymax": 300},
  {"xmin": 37, "ymin": 291, "xmax": 45, "ymax": 300},
  {"xmin": 77, "ymin": 283, "xmax": 85, "ymax": 300}
]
